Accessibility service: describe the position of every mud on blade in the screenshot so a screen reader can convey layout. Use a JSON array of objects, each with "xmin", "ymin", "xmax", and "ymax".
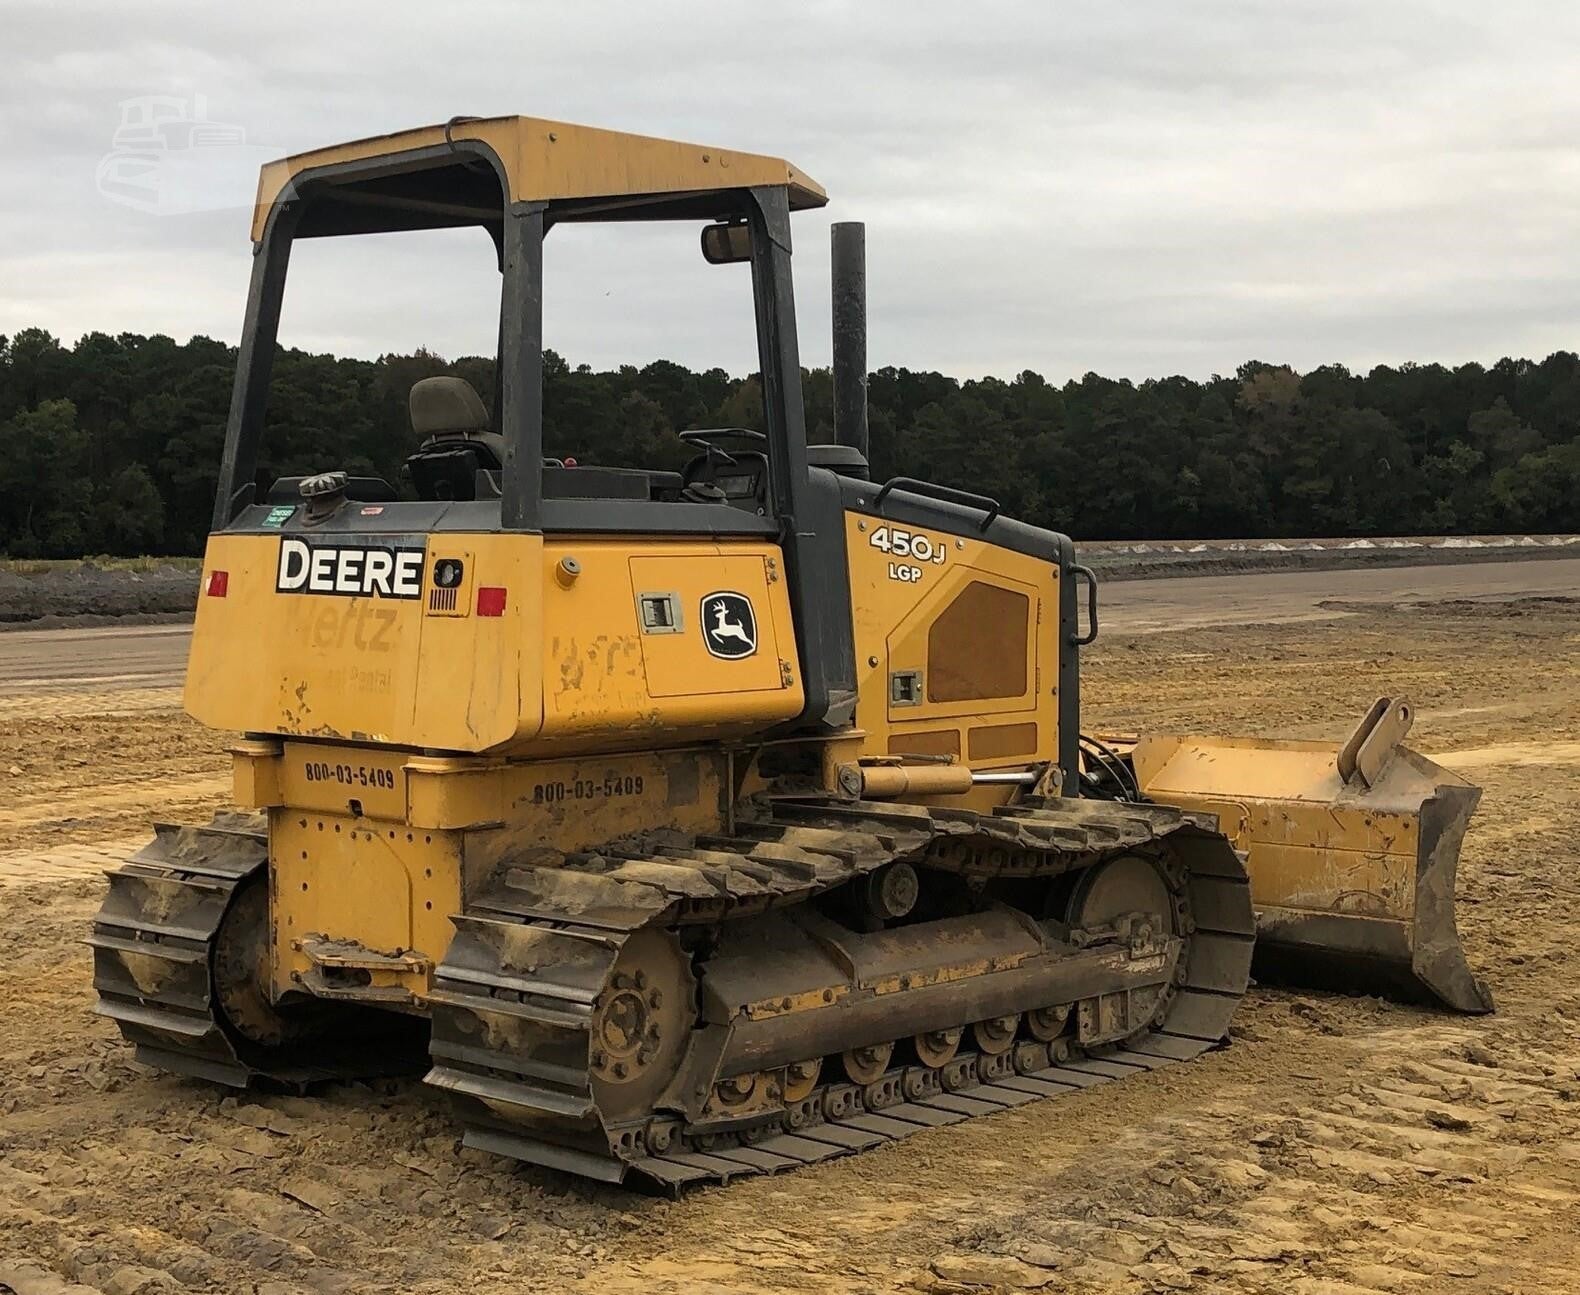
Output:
[{"xmin": 1130, "ymin": 697, "xmax": 1492, "ymax": 1014}]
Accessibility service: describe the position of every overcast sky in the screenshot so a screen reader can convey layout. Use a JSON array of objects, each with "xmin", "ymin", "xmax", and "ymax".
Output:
[{"xmin": 3, "ymin": 1, "xmax": 1578, "ymax": 382}]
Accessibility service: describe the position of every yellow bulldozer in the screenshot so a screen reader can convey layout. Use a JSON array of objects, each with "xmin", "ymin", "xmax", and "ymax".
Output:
[{"xmin": 91, "ymin": 117, "xmax": 1490, "ymax": 1189}]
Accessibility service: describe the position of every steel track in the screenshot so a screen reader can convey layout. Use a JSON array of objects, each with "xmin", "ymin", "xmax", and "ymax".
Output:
[
  {"xmin": 90, "ymin": 814, "xmax": 422, "ymax": 1088},
  {"xmin": 426, "ymin": 795, "xmax": 1256, "ymax": 1189}
]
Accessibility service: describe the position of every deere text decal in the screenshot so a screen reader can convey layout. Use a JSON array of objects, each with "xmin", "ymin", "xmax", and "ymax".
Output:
[{"xmin": 276, "ymin": 537, "xmax": 425, "ymax": 599}]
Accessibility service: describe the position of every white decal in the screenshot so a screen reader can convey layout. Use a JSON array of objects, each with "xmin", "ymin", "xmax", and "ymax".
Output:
[
  {"xmin": 365, "ymin": 550, "xmax": 394, "ymax": 596},
  {"xmin": 869, "ymin": 525, "xmax": 948, "ymax": 567},
  {"xmin": 277, "ymin": 539, "xmax": 310, "ymax": 590},
  {"xmin": 275, "ymin": 538, "xmax": 425, "ymax": 599},
  {"xmin": 392, "ymin": 551, "xmax": 424, "ymax": 598}
]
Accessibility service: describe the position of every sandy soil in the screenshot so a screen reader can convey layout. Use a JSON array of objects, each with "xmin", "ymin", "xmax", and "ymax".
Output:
[{"xmin": 3, "ymin": 586, "xmax": 1579, "ymax": 1294}]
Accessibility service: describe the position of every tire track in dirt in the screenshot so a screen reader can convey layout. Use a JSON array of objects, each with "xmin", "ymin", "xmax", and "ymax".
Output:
[
  {"xmin": 0, "ymin": 686, "xmax": 184, "ymax": 723},
  {"xmin": 0, "ymin": 923, "xmax": 610, "ymax": 1295},
  {"xmin": 0, "ymin": 677, "xmax": 228, "ymax": 855},
  {"xmin": 901, "ymin": 1017, "xmax": 1580, "ymax": 1294},
  {"xmin": 0, "ymin": 836, "xmax": 147, "ymax": 892},
  {"xmin": 0, "ymin": 775, "xmax": 228, "ymax": 838}
]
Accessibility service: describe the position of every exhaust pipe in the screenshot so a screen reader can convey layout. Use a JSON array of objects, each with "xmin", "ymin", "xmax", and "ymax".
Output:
[{"xmin": 831, "ymin": 221, "xmax": 869, "ymax": 461}]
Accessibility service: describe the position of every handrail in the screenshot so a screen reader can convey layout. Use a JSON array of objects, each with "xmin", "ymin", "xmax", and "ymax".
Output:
[
  {"xmin": 872, "ymin": 476, "xmax": 1000, "ymax": 530},
  {"xmin": 1070, "ymin": 564, "xmax": 1099, "ymax": 645}
]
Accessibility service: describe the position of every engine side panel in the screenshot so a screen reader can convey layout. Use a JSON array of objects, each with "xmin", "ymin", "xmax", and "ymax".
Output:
[{"xmin": 842, "ymin": 510, "xmax": 1064, "ymax": 801}]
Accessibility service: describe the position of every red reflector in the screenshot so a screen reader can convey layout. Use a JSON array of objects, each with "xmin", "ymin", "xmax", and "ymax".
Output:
[
  {"xmin": 206, "ymin": 570, "xmax": 229, "ymax": 597},
  {"xmin": 477, "ymin": 586, "xmax": 507, "ymax": 617}
]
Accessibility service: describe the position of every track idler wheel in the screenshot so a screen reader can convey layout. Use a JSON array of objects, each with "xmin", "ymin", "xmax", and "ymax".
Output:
[
  {"xmin": 589, "ymin": 929, "xmax": 697, "ymax": 1121},
  {"xmin": 1068, "ymin": 853, "xmax": 1176, "ymax": 940}
]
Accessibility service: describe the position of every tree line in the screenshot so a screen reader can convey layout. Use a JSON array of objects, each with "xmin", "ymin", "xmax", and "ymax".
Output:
[{"xmin": 1, "ymin": 326, "xmax": 1576, "ymax": 557}]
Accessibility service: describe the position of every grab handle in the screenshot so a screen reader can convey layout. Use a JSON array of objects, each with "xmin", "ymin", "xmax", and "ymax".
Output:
[
  {"xmin": 872, "ymin": 477, "xmax": 1000, "ymax": 530},
  {"xmin": 1070, "ymin": 564, "xmax": 1099, "ymax": 645}
]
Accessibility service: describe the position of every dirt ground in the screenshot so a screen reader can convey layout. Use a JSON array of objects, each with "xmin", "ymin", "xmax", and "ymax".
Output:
[{"xmin": 2, "ymin": 587, "xmax": 1579, "ymax": 1294}]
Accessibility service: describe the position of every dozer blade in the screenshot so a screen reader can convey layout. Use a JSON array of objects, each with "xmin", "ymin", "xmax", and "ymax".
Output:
[{"xmin": 1129, "ymin": 697, "xmax": 1492, "ymax": 1014}]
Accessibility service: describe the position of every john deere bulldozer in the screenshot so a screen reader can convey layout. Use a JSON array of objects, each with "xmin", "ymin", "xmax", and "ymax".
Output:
[{"xmin": 91, "ymin": 117, "xmax": 1490, "ymax": 1190}]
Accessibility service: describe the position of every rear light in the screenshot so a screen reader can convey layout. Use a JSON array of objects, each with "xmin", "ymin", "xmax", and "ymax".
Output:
[
  {"xmin": 206, "ymin": 570, "xmax": 229, "ymax": 597},
  {"xmin": 477, "ymin": 586, "xmax": 507, "ymax": 617}
]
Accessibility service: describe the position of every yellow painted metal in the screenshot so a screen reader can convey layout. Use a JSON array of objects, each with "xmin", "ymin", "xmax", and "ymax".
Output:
[
  {"xmin": 741, "ymin": 984, "xmax": 849, "ymax": 1021},
  {"xmin": 263, "ymin": 745, "xmax": 731, "ymax": 1003},
  {"xmin": 270, "ymin": 811, "xmax": 462, "ymax": 1002},
  {"xmin": 274, "ymin": 743, "xmax": 407, "ymax": 821},
  {"xmin": 630, "ymin": 554, "xmax": 786, "ymax": 698},
  {"xmin": 423, "ymin": 546, "xmax": 474, "ymax": 618},
  {"xmin": 408, "ymin": 747, "xmax": 729, "ymax": 845},
  {"xmin": 1134, "ymin": 737, "xmax": 1421, "ymax": 919},
  {"xmin": 540, "ymin": 539, "xmax": 802, "ymax": 749},
  {"xmin": 843, "ymin": 512, "xmax": 1060, "ymax": 802},
  {"xmin": 238, "ymin": 744, "xmax": 729, "ymax": 839},
  {"xmin": 187, "ymin": 534, "xmax": 801, "ymax": 758},
  {"xmin": 857, "ymin": 764, "xmax": 973, "ymax": 798},
  {"xmin": 231, "ymin": 738, "xmax": 283, "ymax": 808},
  {"xmin": 251, "ymin": 116, "xmax": 827, "ymax": 242},
  {"xmin": 1132, "ymin": 731, "xmax": 1491, "ymax": 1012},
  {"xmin": 188, "ymin": 531, "xmax": 535, "ymax": 753}
]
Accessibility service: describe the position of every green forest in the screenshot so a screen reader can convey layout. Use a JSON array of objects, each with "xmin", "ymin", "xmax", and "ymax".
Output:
[{"xmin": 1, "ymin": 326, "xmax": 1577, "ymax": 557}]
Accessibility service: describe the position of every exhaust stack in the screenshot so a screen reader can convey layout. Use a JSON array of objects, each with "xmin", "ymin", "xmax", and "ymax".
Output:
[{"xmin": 831, "ymin": 221, "xmax": 868, "ymax": 459}]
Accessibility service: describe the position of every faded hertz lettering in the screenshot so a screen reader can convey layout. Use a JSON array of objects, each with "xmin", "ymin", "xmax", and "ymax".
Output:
[{"xmin": 275, "ymin": 538, "xmax": 425, "ymax": 599}]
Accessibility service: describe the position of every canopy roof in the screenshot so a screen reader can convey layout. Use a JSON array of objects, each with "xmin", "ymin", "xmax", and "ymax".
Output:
[{"xmin": 250, "ymin": 115, "xmax": 827, "ymax": 241}]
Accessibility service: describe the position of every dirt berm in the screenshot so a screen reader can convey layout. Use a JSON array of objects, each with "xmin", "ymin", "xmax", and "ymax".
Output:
[{"xmin": 0, "ymin": 564, "xmax": 197, "ymax": 628}]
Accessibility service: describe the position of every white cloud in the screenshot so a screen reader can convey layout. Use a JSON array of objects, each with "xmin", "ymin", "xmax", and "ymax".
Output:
[{"xmin": 2, "ymin": 0, "xmax": 1578, "ymax": 381}]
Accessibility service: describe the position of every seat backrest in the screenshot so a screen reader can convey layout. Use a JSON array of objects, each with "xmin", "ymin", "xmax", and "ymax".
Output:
[
  {"xmin": 405, "ymin": 376, "xmax": 507, "ymax": 499},
  {"xmin": 409, "ymin": 377, "xmax": 506, "ymax": 464},
  {"xmin": 410, "ymin": 376, "xmax": 490, "ymax": 437}
]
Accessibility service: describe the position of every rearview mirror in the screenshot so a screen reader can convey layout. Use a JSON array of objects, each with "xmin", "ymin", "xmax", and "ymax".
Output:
[{"xmin": 701, "ymin": 222, "xmax": 752, "ymax": 264}]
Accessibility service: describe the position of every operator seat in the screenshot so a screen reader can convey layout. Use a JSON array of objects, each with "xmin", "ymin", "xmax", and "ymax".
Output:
[{"xmin": 405, "ymin": 376, "xmax": 505, "ymax": 500}]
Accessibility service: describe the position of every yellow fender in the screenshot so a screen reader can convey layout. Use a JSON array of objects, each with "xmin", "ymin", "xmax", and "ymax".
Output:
[{"xmin": 1131, "ymin": 698, "xmax": 1492, "ymax": 1014}]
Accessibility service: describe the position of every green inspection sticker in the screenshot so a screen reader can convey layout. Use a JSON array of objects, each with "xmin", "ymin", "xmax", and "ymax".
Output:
[{"xmin": 261, "ymin": 505, "xmax": 296, "ymax": 529}]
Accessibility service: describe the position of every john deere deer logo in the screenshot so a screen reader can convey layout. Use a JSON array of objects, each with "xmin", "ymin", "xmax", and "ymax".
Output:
[{"xmin": 701, "ymin": 592, "xmax": 757, "ymax": 660}]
